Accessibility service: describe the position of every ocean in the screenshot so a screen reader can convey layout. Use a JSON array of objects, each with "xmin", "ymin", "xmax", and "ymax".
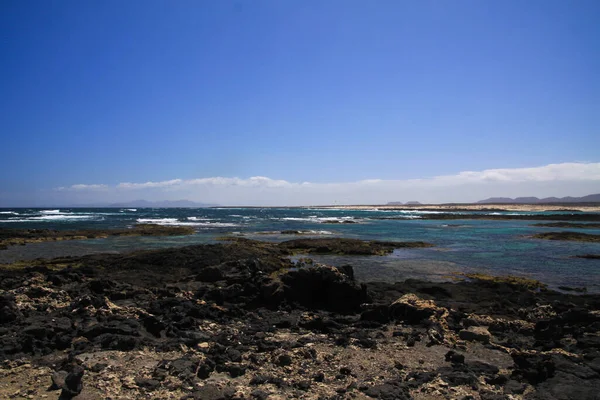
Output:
[{"xmin": 1, "ymin": 207, "xmax": 599, "ymax": 292}]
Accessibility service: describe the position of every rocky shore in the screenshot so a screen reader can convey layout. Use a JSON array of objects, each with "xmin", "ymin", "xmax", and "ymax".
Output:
[
  {"xmin": 0, "ymin": 225, "xmax": 196, "ymax": 251},
  {"xmin": 532, "ymin": 223, "xmax": 600, "ymax": 229},
  {"xmin": 373, "ymin": 214, "xmax": 600, "ymax": 222},
  {"xmin": 1, "ymin": 238, "xmax": 600, "ymax": 399},
  {"xmin": 531, "ymin": 232, "xmax": 600, "ymax": 243}
]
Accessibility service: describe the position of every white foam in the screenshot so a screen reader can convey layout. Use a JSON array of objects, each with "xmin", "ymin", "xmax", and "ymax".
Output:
[
  {"xmin": 29, "ymin": 215, "xmax": 99, "ymax": 221},
  {"xmin": 280, "ymin": 217, "xmax": 314, "ymax": 222},
  {"xmin": 278, "ymin": 216, "xmax": 361, "ymax": 223},
  {"xmin": 187, "ymin": 217, "xmax": 214, "ymax": 221},
  {"xmin": 0, "ymin": 211, "xmax": 18, "ymax": 215},
  {"xmin": 1, "ymin": 214, "xmax": 101, "ymax": 222},
  {"xmin": 319, "ymin": 216, "xmax": 356, "ymax": 221},
  {"xmin": 487, "ymin": 212, "xmax": 533, "ymax": 216},
  {"xmin": 137, "ymin": 218, "xmax": 179, "ymax": 224},
  {"xmin": 193, "ymin": 222, "xmax": 239, "ymax": 227},
  {"xmin": 396, "ymin": 210, "xmax": 448, "ymax": 215},
  {"xmin": 40, "ymin": 209, "xmax": 62, "ymax": 214},
  {"xmin": 137, "ymin": 218, "xmax": 238, "ymax": 228}
]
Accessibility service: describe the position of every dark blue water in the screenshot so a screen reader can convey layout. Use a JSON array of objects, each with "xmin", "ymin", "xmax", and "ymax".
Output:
[{"xmin": 1, "ymin": 207, "xmax": 599, "ymax": 292}]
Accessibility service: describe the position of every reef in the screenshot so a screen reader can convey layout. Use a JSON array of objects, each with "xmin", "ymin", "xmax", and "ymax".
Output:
[
  {"xmin": 278, "ymin": 238, "xmax": 434, "ymax": 255},
  {"xmin": 0, "ymin": 224, "xmax": 195, "ymax": 250},
  {"xmin": 532, "ymin": 222, "xmax": 600, "ymax": 229},
  {"xmin": 531, "ymin": 231, "xmax": 600, "ymax": 243},
  {"xmin": 575, "ymin": 254, "xmax": 600, "ymax": 260},
  {"xmin": 1, "ymin": 238, "xmax": 599, "ymax": 399}
]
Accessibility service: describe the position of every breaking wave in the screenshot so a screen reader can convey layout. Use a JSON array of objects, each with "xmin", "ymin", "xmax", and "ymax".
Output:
[{"xmin": 136, "ymin": 218, "xmax": 238, "ymax": 227}]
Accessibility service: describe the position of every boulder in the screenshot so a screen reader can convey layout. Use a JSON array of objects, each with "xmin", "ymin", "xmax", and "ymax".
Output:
[
  {"xmin": 0, "ymin": 294, "xmax": 21, "ymax": 324},
  {"xmin": 389, "ymin": 294, "xmax": 443, "ymax": 324},
  {"xmin": 195, "ymin": 266, "xmax": 224, "ymax": 282},
  {"xmin": 459, "ymin": 326, "xmax": 492, "ymax": 344},
  {"xmin": 280, "ymin": 265, "xmax": 368, "ymax": 313},
  {"xmin": 511, "ymin": 352, "xmax": 555, "ymax": 384},
  {"xmin": 60, "ymin": 366, "xmax": 84, "ymax": 399}
]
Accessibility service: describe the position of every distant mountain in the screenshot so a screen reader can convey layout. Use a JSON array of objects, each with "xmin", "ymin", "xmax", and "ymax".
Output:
[
  {"xmin": 108, "ymin": 200, "xmax": 217, "ymax": 208},
  {"xmin": 386, "ymin": 201, "xmax": 422, "ymax": 206},
  {"xmin": 478, "ymin": 194, "xmax": 600, "ymax": 204}
]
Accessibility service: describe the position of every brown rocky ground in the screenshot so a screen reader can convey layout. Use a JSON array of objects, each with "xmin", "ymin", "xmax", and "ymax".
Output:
[{"xmin": 1, "ymin": 238, "xmax": 599, "ymax": 400}]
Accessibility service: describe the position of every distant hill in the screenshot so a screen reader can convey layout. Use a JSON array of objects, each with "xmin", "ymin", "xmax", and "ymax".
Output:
[
  {"xmin": 478, "ymin": 194, "xmax": 600, "ymax": 204},
  {"xmin": 386, "ymin": 201, "xmax": 422, "ymax": 206},
  {"xmin": 108, "ymin": 200, "xmax": 217, "ymax": 208}
]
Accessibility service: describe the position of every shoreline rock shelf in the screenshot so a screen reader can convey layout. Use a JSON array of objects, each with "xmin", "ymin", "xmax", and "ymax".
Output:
[
  {"xmin": 0, "ymin": 238, "xmax": 599, "ymax": 399},
  {"xmin": 531, "ymin": 231, "xmax": 600, "ymax": 242},
  {"xmin": 532, "ymin": 222, "xmax": 600, "ymax": 229},
  {"xmin": 0, "ymin": 224, "xmax": 196, "ymax": 250}
]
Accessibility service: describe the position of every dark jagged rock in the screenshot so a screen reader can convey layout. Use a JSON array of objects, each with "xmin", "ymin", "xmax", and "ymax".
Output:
[
  {"xmin": 278, "ymin": 237, "xmax": 433, "ymax": 255},
  {"xmin": 135, "ymin": 377, "xmax": 160, "ymax": 390},
  {"xmin": 389, "ymin": 294, "xmax": 443, "ymax": 324},
  {"xmin": 532, "ymin": 222, "xmax": 600, "ymax": 229},
  {"xmin": 59, "ymin": 365, "xmax": 84, "ymax": 399},
  {"xmin": 531, "ymin": 231, "xmax": 600, "ymax": 243},
  {"xmin": 186, "ymin": 384, "xmax": 235, "ymax": 400},
  {"xmin": 0, "ymin": 293, "xmax": 20, "ymax": 323},
  {"xmin": 0, "ymin": 224, "xmax": 195, "ymax": 250},
  {"xmin": 361, "ymin": 380, "xmax": 411, "ymax": 400},
  {"xmin": 1, "ymin": 237, "xmax": 600, "ymax": 399},
  {"xmin": 195, "ymin": 266, "xmax": 225, "ymax": 282},
  {"xmin": 280, "ymin": 265, "xmax": 368, "ymax": 313},
  {"xmin": 511, "ymin": 353, "xmax": 555, "ymax": 384},
  {"xmin": 459, "ymin": 326, "xmax": 492, "ymax": 344},
  {"xmin": 575, "ymin": 254, "xmax": 600, "ymax": 260},
  {"xmin": 445, "ymin": 350, "xmax": 465, "ymax": 364},
  {"xmin": 49, "ymin": 370, "xmax": 68, "ymax": 390}
]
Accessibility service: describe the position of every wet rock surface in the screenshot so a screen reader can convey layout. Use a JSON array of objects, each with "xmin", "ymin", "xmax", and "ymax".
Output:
[
  {"xmin": 575, "ymin": 254, "xmax": 600, "ymax": 260},
  {"xmin": 531, "ymin": 231, "xmax": 600, "ymax": 243},
  {"xmin": 0, "ymin": 224, "xmax": 196, "ymax": 250},
  {"xmin": 532, "ymin": 222, "xmax": 600, "ymax": 229},
  {"xmin": 278, "ymin": 237, "xmax": 433, "ymax": 255},
  {"xmin": 1, "ymin": 238, "xmax": 599, "ymax": 399}
]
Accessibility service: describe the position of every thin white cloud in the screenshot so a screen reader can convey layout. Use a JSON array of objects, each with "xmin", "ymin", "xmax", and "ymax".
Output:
[
  {"xmin": 51, "ymin": 162, "xmax": 600, "ymax": 205},
  {"xmin": 436, "ymin": 163, "xmax": 600, "ymax": 184},
  {"xmin": 56, "ymin": 184, "xmax": 109, "ymax": 191},
  {"xmin": 117, "ymin": 179, "xmax": 183, "ymax": 189}
]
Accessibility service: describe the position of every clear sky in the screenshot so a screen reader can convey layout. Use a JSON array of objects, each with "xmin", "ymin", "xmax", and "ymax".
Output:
[{"xmin": 1, "ymin": 0, "xmax": 599, "ymax": 205}]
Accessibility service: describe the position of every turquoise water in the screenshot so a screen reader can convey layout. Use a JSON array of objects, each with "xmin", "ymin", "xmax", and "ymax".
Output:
[{"xmin": 1, "ymin": 207, "xmax": 599, "ymax": 291}]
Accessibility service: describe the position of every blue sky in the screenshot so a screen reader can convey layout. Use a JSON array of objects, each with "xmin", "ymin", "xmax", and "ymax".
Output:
[{"xmin": 1, "ymin": 0, "xmax": 599, "ymax": 205}]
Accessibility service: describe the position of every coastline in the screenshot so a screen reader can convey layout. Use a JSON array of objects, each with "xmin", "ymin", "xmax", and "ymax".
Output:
[
  {"xmin": 1, "ymin": 238, "xmax": 599, "ymax": 399},
  {"xmin": 213, "ymin": 203, "xmax": 600, "ymax": 212}
]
